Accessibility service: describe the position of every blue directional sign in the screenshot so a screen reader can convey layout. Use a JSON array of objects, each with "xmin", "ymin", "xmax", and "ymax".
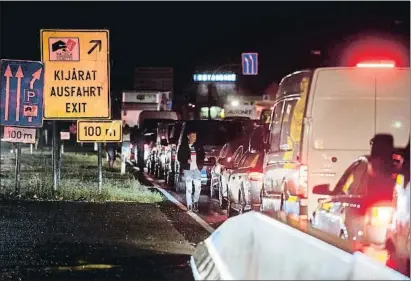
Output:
[
  {"xmin": 0, "ymin": 59, "xmax": 44, "ymax": 128},
  {"xmin": 242, "ymin": 53, "xmax": 258, "ymax": 75}
]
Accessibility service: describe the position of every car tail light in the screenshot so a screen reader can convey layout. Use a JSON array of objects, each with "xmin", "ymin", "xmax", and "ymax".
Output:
[
  {"xmin": 298, "ymin": 165, "xmax": 308, "ymax": 198},
  {"xmin": 367, "ymin": 206, "xmax": 393, "ymax": 226},
  {"xmin": 249, "ymin": 172, "xmax": 263, "ymax": 182},
  {"xmin": 227, "ymin": 157, "xmax": 232, "ymax": 162}
]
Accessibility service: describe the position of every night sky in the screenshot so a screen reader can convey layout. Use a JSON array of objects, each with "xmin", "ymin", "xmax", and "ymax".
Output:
[{"xmin": 1, "ymin": 1, "xmax": 410, "ymax": 96}]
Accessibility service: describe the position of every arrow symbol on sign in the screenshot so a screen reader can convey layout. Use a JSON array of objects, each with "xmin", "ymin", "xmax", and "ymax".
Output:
[
  {"xmin": 4, "ymin": 65, "xmax": 13, "ymax": 121},
  {"xmin": 244, "ymin": 57, "xmax": 249, "ymax": 74},
  {"xmin": 15, "ymin": 66, "xmax": 24, "ymax": 122},
  {"xmin": 87, "ymin": 40, "xmax": 102, "ymax": 55},
  {"xmin": 30, "ymin": 68, "xmax": 42, "ymax": 89},
  {"xmin": 27, "ymin": 68, "xmax": 42, "ymax": 123},
  {"xmin": 248, "ymin": 55, "xmax": 254, "ymax": 74}
]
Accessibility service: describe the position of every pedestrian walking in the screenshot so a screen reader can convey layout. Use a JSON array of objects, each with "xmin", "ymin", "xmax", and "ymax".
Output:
[
  {"xmin": 105, "ymin": 142, "xmax": 118, "ymax": 169},
  {"xmin": 177, "ymin": 129, "xmax": 205, "ymax": 212}
]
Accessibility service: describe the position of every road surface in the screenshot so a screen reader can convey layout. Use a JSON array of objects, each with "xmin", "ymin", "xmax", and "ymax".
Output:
[{"xmin": 0, "ymin": 199, "xmax": 209, "ymax": 280}]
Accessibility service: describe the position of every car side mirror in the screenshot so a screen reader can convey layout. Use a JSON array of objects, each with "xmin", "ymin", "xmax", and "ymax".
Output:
[
  {"xmin": 312, "ymin": 184, "xmax": 331, "ymax": 195},
  {"xmin": 160, "ymin": 139, "xmax": 168, "ymax": 147}
]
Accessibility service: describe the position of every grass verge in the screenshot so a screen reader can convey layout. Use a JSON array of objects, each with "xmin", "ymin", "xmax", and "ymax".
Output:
[{"xmin": 0, "ymin": 150, "xmax": 163, "ymax": 203}]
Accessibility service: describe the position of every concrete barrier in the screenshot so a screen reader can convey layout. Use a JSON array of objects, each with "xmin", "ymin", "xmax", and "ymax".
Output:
[{"xmin": 190, "ymin": 211, "xmax": 410, "ymax": 280}]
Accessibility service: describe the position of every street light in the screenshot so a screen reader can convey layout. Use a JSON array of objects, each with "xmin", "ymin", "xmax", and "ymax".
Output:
[{"xmin": 231, "ymin": 100, "xmax": 239, "ymax": 107}]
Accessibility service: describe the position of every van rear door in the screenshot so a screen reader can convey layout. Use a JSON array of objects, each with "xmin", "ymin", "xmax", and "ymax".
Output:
[
  {"xmin": 307, "ymin": 68, "xmax": 376, "ymax": 214},
  {"xmin": 375, "ymin": 68, "xmax": 410, "ymax": 147}
]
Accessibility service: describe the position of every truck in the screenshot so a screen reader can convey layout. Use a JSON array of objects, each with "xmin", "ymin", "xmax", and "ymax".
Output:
[{"xmin": 120, "ymin": 91, "xmax": 173, "ymax": 166}]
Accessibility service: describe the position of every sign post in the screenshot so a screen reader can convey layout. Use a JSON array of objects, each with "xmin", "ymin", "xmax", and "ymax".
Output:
[
  {"xmin": 76, "ymin": 120, "xmax": 122, "ymax": 192},
  {"xmin": 97, "ymin": 143, "xmax": 103, "ymax": 193},
  {"xmin": 52, "ymin": 121, "xmax": 58, "ymax": 191},
  {"xmin": 41, "ymin": 29, "xmax": 110, "ymax": 192},
  {"xmin": 14, "ymin": 143, "xmax": 21, "ymax": 195},
  {"xmin": 0, "ymin": 60, "xmax": 44, "ymax": 196}
]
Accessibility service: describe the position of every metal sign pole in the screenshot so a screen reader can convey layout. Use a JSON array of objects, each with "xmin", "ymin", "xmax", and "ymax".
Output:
[
  {"xmin": 57, "ymin": 135, "xmax": 61, "ymax": 184},
  {"xmin": 52, "ymin": 121, "xmax": 58, "ymax": 192},
  {"xmin": 97, "ymin": 143, "xmax": 103, "ymax": 193},
  {"xmin": 14, "ymin": 143, "xmax": 21, "ymax": 195}
]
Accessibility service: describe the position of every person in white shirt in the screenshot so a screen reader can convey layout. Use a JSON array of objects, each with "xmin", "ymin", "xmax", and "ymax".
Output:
[{"xmin": 177, "ymin": 130, "xmax": 205, "ymax": 212}]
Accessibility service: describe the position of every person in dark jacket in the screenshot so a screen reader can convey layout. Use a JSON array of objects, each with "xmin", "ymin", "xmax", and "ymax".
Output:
[{"xmin": 177, "ymin": 129, "xmax": 205, "ymax": 212}]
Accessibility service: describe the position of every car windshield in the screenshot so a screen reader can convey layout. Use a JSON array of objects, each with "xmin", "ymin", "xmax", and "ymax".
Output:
[{"xmin": 184, "ymin": 121, "xmax": 244, "ymax": 146}]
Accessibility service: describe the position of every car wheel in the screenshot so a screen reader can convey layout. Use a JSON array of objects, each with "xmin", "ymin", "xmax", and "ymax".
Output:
[
  {"xmin": 164, "ymin": 170, "xmax": 169, "ymax": 184},
  {"xmin": 174, "ymin": 174, "xmax": 179, "ymax": 191},
  {"xmin": 238, "ymin": 189, "xmax": 246, "ymax": 215},
  {"xmin": 227, "ymin": 199, "xmax": 235, "ymax": 218},
  {"xmin": 260, "ymin": 187, "xmax": 265, "ymax": 212},
  {"xmin": 218, "ymin": 185, "xmax": 228, "ymax": 210},
  {"xmin": 210, "ymin": 178, "xmax": 215, "ymax": 198},
  {"xmin": 168, "ymin": 171, "xmax": 174, "ymax": 186},
  {"xmin": 175, "ymin": 174, "xmax": 185, "ymax": 193},
  {"xmin": 157, "ymin": 166, "xmax": 164, "ymax": 179}
]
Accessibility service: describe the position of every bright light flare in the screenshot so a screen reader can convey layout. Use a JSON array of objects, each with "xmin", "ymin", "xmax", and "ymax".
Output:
[
  {"xmin": 356, "ymin": 61, "xmax": 395, "ymax": 68},
  {"xmin": 231, "ymin": 100, "xmax": 239, "ymax": 107}
]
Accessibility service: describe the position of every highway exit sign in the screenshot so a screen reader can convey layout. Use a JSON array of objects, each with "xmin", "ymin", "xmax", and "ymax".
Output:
[
  {"xmin": 76, "ymin": 120, "xmax": 122, "ymax": 143},
  {"xmin": 40, "ymin": 29, "xmax": 110, "ymax": 119}
]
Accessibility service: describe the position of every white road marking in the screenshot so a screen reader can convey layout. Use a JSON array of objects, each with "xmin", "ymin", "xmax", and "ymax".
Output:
[{"xmin": 131, "ymin": 166, "xmax": 215, "ymax": 234}]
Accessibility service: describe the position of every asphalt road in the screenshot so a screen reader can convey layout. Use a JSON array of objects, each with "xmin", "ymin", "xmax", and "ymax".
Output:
[
  {"xmin": 0, "ymin": 198, "xmax": 210, "ymax": 281},
  {"xmin": 139, "ymin": 173, "xmax": 227, "ymax": 230}
]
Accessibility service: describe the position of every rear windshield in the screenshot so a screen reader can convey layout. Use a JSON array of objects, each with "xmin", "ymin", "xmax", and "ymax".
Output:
[
  {"xmin": 183, "ymin": 121, "xmax": 244, "ymax": 145},
  {"xmin": 142, "ymin": 119, "xmax": 175, "ymax": 132}
]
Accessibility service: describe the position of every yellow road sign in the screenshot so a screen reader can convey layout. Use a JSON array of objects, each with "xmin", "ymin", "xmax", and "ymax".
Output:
[
  {"xmin": 77, "ymin": 120, "xmax": 122, "ymax": 142},
  {"xmin": 41, "ymin": 29, "xmax": 110, "ymax": 119}
]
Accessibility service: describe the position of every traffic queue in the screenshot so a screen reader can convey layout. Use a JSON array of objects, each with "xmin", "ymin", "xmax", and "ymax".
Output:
[{"xmin": 128, "ymin": 61, "xmax": 410, "ymax": 275}]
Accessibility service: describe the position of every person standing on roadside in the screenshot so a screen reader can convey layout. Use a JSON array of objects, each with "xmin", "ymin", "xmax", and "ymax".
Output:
[
  {"xmin": 105, "ymin": 142, "xmax": 118, "ymax": 169},
  {"xmin": 177, "ymin": 130, "xmax": 205, "ymax": 212}
]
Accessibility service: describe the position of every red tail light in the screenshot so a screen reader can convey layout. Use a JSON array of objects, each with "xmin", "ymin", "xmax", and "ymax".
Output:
[
  {"xmin": 298, "ymin": 165, "xmax": 308, "ymax": 198},
  {"xmin": 227, "ymin": 157, "xmax": 232, "ymax": 162},
  {"xmin": 367, "ymin": 206, "xmax": 393, "ymax": 226},
  {"xmin": 249, "ymin": 172, "xmax": 263, "ymax": 182},
  {"xmin": 171, "ymin": 154, "xmax": 176, "ymax": 161}
]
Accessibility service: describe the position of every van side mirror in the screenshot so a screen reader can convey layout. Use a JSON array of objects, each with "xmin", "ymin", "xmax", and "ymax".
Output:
[
  {"xmin": 312, "ymin": 184, "xmax": 331, "ymax": 195},
  {"xmin": 160, "ymin": 139, "xmax": 168, "ymax": 147}
]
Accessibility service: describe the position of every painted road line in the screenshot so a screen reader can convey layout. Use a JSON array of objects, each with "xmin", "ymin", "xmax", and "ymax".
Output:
[{"xmin": 130, "ymin": 166, "xmax": 215, "ymax": 234}]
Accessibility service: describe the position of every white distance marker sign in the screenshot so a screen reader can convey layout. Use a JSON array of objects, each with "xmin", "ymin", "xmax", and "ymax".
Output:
[{"xmin": 3, "ymin": 126, "xmax": 36, "ymax": 144}]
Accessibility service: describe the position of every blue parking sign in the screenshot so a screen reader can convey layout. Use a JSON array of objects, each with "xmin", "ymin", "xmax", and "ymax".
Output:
[{"xmin": 0, "ymin": 59, "xmax": 44, "ymax": 128}]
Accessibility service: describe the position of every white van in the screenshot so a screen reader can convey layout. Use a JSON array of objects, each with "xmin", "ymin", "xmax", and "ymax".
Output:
[{"xmin": 261, "ymin": 62, "xmax": 410, "ymax": 218}]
